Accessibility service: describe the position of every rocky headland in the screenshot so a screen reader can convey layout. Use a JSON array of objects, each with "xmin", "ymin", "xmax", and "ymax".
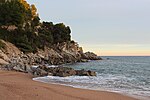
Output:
[
  {"xmin": 0, "ymin": 39, "xmax": 101, "ymax": 77},
  {"xmin": 0, "ymin": 0, "xmax": 101, "ymax": 77}
]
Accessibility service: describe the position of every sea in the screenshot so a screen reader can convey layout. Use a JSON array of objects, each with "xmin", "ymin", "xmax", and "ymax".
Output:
[{"xmin": 33, "ymin": 56, "xmax": 150, "ymax": 100}]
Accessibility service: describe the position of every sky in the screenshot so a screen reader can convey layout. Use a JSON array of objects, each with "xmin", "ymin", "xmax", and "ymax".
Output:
[{"xmin": 27, "ymin": 0, "xmax": 150, "ymax": 56}]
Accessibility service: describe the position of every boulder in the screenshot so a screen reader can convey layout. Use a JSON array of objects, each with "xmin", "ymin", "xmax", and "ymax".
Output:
[
  {"xmin": 2, "ymin": 62, "xmax": 32, "ymax": 73},
  {"xmin": 0, "ymin": 58, "xmax": 9, "ymax": 65},
  {"xmin": 82, "ymin": 52, "xmax": 102, "ymax": 60},
  {"xmin": 76, "ymin": 69, "xmax": 96, "ymax": 76},
  {"xmin": 87, "ymin": 70, "xmax": 96, "ymax": 76},
  {"xmin": 35, "ymin": 65, "xmax": 96, "ymax": 77},
  {"xmin": 80, "ymin": 59, "xmax": 88, "ymax": 62},
  {"xmin": 49, "ymin": 66, "xmax": 76, "ymax": 77},
  {"xmin": 36, "ymin": 66, "xmax": 76, "ymax": 77},
  {"xmin": 33, "ymin": 68, "xmax": 48, "ymax": 77},
  {"xmin": 0, "ymin": 50, "xmax": 10, "ymax": 62},
  {"xmin": 0, "ymin": 50, "xmax": 10, "ymax": 65},
  {"xmin": 0, "ymin": 40, "xmax": 21, "ymax": 58},
  {"xmin": 38, "ymin": 65, "xmax": 49, "ymax": 71}
]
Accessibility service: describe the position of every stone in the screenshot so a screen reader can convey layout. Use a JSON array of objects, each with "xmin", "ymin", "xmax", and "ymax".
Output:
[
  {"xmin": 13, "ymin": 66, "xmax": 25, "ymax": 72},
  {"xmin": 0, "ymin": 40, "xmax": 99, "ymax": 77},
  {"xmin": 37, "ymin": 54, "xmax": 44, "ymax": 59},
  {"xmin": 0, "ymin": 58, "xmax": 9, "ymax": 65},
  {"xmin": 88, "ymin": 70, "xmax": 96, "ymax": 76},
  {"xmin": 33, "ymin": 68, "xmax": 48, "ymax": 77},
  {"xmin": 76, "ymin": 69, "xmax": 96, "ymax": 76},
  {"xmin": 35, "ymin": 66, "xmax": 77, "ymax": 77},
  {"xmin": 33, "ymin": 65, "xmax": 96, "ymax": 77},
  {"xmin": 80, "ymin": 59, "xmax": 88, "ymax": 62},
  {"xmin": 38, "ymin": 65, "xmax": 49, "ymax": 71},
  {"xmin": 82, "ymin": 52, "xmax": 102, "ymax": 60},
  {"xmin": 51, "ymin": 67, "xmax": 76, "ymax": 77}
]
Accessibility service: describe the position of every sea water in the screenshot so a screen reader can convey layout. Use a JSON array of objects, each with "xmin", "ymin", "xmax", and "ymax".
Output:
[{"xmin": 33, "ymin": 56, "xmax": 150, "ymax": 100}]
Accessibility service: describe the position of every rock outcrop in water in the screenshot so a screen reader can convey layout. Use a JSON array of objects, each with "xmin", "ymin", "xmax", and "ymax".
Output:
[{"xmin": 32, "ymin": 65, "xmax": 96, "ymax": 77}]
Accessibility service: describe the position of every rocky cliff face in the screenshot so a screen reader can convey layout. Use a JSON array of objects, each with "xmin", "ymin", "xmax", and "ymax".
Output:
[
  {"xmin": 36, "ymin": 41, "xmax": 102, "ymax": 65},
  {"xmin": 0, "ymin": 40, "xmax": 101, "ymax": 77},
  {"xmin": 0, "ymin": 40, "xmax": 102, "ymax": 67}
]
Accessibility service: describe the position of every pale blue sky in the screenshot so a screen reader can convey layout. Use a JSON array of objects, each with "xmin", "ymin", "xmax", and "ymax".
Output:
[{"xmin": 27, "ymin": 0, "xmax": 150, "ymax": 56}]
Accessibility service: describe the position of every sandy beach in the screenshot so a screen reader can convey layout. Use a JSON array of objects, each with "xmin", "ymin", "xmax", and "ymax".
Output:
[{"xmin": 0, "ymin": 70, "xmax": 139, "ymax": 100}]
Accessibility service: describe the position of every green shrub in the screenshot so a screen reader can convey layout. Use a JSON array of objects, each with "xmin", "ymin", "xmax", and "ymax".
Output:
[{"xmin": 0, "ymin": 1, "xmax": 72, "ymax": 53}]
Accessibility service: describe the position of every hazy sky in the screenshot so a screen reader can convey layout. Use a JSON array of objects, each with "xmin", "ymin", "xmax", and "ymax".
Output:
[{"xmin": 27, "ymin": 0, "xmax": 150, "ymax": 56}]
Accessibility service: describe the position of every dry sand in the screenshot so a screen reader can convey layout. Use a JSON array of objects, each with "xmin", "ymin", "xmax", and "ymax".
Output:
[{"xmin": 0, "ymin": 70, "xmax": 139, "ymax": 100}]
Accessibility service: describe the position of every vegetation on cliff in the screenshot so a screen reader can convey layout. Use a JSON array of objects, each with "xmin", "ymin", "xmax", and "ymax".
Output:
[{"xmin": 0, "ymin": 0, "xmax": 71, "ymax": 52}]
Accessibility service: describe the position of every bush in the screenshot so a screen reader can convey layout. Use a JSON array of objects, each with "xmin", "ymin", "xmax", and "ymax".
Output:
[
  {"xmin": 0, "ymin": 1, "xmax": 27, "ymax": 26},
  {"xmin": 0, "ymin": 1, "xmax": 72, "ymax": 53}
]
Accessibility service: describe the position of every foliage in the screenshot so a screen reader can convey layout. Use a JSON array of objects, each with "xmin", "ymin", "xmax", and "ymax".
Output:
[
  {"xmin": 0, "ymin": 1, "xmax": 27, "ymax": 26},
  {"xmin": 53, "ymin": 23, "xmax": 71, "ymax": 43},
  {"xmin": 0, "ymin": 0, "xmax": 71, "ymax": 53}
]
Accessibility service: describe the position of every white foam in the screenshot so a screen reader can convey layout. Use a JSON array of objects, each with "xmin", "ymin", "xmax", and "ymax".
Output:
[
  {"xmin": 33, "ymin": 74, "xmax": 150, "ymax": 100},
  {"xmin": 47, "ymin": 65, "xmax": 59, "ymax": 68},
  {"xmin": 32, "ymin": 65, "xmax": 38, "ymax": 68},
  {"xmin": 32, "ymin": 65, "xmax": 59, "ymax": 68}
]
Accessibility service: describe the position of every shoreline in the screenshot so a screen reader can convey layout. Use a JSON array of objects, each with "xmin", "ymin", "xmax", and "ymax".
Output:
[
  {"xmin": 33, "ymin": 78, "xmax": 140, "ymax": 100},
  {"xmin": 0, "ymin": 70, "xmax": 140, "ymax": 100},
  {"xmin": 33, "ymin": 76, "xmax": 148, "ymax": 100}
]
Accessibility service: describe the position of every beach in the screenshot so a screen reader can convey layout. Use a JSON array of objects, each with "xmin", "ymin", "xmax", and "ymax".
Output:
[{"xmin": 0, "ymin": 70, "xmax": 139, "ymax": 100}]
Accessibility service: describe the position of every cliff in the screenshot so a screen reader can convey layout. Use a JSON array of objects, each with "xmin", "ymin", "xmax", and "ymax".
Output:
[
  {"xmin": 0, "ymin": 39, "xmax": 101, "ymax": 77},
  {"xmin": 0, "ymin": 40, "xmax": 101, "ymax": 66}
]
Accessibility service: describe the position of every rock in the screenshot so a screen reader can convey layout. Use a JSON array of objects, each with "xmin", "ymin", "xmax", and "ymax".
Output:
[
  {"xmin": 0, "ymin": 40, "xmax": 100, "ymax": 77},
  {"xmin": 76, "ymin": 69, "xmax": 90, "ymax": 76},
  {"xmin": 49, "ymin": 67, "xmax": 76, "ymax": 77},
  {"xmin": 87, "ymin": 70, "xmax": 96, "ymax": 76},
  {"xmin": 80, "ymin": 59, "xmax": 88, "ymax": 62},
  {"xmin": 34, "ymin": 65, "xmax": 97, "ymax": 77},
  {"xmin": 0, "ymin": 58, "xmax": 9, "ymax": 65},
  {"xmin": 1, "ymin": 62, "xmax": 32, "ymax": 73},
  {"xmin": 33, "ymin": 68, "xmax": 48, "ymax": 77},
  {"xmin": 48, "ymin": 73, "xmax": 53, "ymax": 76},
  {"xmin": 38, "ymin": 48, "xmax": 64, "ymax": 65},
  {"xmin": 12, "ymin": 63, "xmax": 30, "ymax": 73},
  {"xmin": 36, "ymin": 66, "xmax": 76, "ymax": 77},
  {"xmin": 0, "ymin": 50, "xmax": 10, "ymax": 62},
  {"xmin": 37, "ymin": 54, "xmax": 44, "ymax": 59},
  {"xmin": 0, "ymin": 40, "xmax": 21, "ymax": 58},
  {"xmin": 76, "ymin": 69, "xmax": 96, "ymax": 76},
  {"xmin": 82, "ymin": 52, "xmax": 102, "ymax": 60},
  {"xmin": 38, "ymin": 65, "xmax": 49, "ymax": 71},
  {"xmin": 13, "ymin": 66, "xmax": 25, "ymax": 72},
  {"xmin": 0, "ymin": 50, "xmax": 10, "ymax": 65}
]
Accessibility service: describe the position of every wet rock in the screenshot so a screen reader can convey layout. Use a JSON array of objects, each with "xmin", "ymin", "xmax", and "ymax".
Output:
[
  {"xmin": 76, "ymin": 69, "xmax": 96, "ymax": 76},
  {"xmin": 38, "ymin": 65, "xmax": 49, "ymax": 71},
  {"xmin": 87, "ymin": 70, "xmax": 96, "ymax": 76},
  {"xmin": 35, "ymin": 66, "xmax": 76, "ymax": 77},
  {"xmin": 82, "ymin": 52, "xmax": 102, "ymax": 60},
  {"xmin": 80, "ymin": 59, "xmax": 88, "ymax": 62},
  {"xmin": 49, "ymin": 67, "xmax": 76, "ymax": 77},
  {"xmin": 34, "ymin": 65, "xmax": 96, "ymax": 77},
  {"xmin": 33, "ymin": 68, "xmax": 48, "ymax": 77}
]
